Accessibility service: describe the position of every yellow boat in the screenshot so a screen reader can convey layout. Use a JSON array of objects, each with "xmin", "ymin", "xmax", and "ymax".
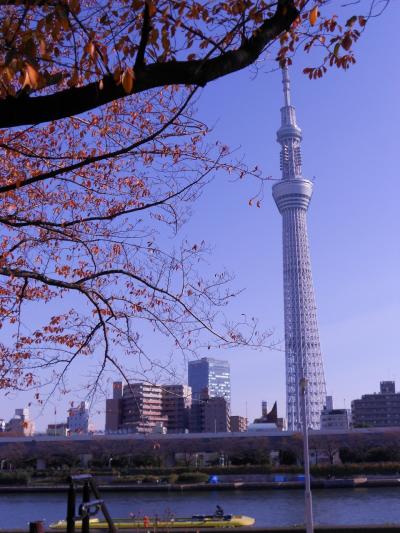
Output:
[{"xmin": 50, "ymin": 514, "xmax": 255, "ymax": 529}]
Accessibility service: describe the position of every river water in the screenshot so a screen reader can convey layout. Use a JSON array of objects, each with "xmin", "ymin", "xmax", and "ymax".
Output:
[{"xmin": 1, "ymin": 487, "xmax": 400, "ymax": 529}]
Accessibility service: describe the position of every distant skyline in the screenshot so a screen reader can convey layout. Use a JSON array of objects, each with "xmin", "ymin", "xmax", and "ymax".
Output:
[{"xmin": 1, "ymin": 3, "xmax": 399, "ymax": 431}]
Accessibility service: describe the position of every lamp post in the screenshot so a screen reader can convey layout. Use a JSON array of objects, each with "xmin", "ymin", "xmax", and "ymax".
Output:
[{"xmin": 300, "ymin": 377, "xmax": 313, "ymax": 533}]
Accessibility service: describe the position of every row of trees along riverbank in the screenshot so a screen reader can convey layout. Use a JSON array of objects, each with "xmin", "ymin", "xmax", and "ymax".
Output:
[{"xmin": 3, "ymin": 461, "xmax": 400, "ymax": 487}]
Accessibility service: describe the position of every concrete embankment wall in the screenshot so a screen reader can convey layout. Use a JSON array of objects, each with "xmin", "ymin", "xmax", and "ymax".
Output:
[
  {"xmin": 0, "ymin": 476, "xmax": 400, "ymax": 493},
  {"xmin": 4, "ymin": 526, "xmax": 400, "ymax": 533}
]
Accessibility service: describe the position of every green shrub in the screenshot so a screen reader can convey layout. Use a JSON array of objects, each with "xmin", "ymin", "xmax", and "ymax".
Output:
[
  {"xmin": 310, "ymin": 462, "xmax": 400, "ymax": 478},
  {"xmin": 279, "ymin": 449, "xmax": 298, "ymax": 466},
  {"xmin": 0, "ymin": 471, "xmax": 30, "ymax": 485},
  {"xmin": 176, "ymin": 472, "xmax": 209, "ymax": 484},
  {"xmin": 142, "ymin": 475, "xmax": 160, "ymax": 483},
  {"xmin": 112, "ymin": 475, "xmax": 144, "ymax": 484},
  {"xmin": 230, "ymin": 450, "xmax": 270, "ymax": 466},
  {"xmin": 365, "ymin": 447, "xmax": 400, "ymax": 463}
]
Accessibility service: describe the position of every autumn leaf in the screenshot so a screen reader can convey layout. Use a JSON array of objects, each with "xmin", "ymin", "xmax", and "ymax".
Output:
[
  {"xmin": 121, "ymin": 67, "xmax": 135, "ymax": 94},
  {"xmin": 342, "ymin": 34, "xmax": 352, "ymax": 51},
  {"xmin": 39, "ymin": 39, "xmax": 46, "ymax": 57},
  {"xmin": 330, "ymin": 44, "xmax": 339, "ymax": 60},
  {"xmin": 22, "ymin": 64, "xmax": 40, "ymax": 90},
  {"xmin": 358, "ymin": 16, "xmax": 367, "ymax": 27},
  {"xmin": 309, "ymin": 6, "xmax": 318, "ymax": 26},
  {"xmin": 346, "ymin": 15, "xmax": 357, "ymax": 27},
  {"xmin": 87, "ymin": 41, "xmax": 96, "ymax": 59},
  {"xmin": 147, "ymin": 0, "xmax": 157, "ymax": 17},
  {"xmin": 68, "ymin": 69, "xmax": 79, "ymax": 87}
]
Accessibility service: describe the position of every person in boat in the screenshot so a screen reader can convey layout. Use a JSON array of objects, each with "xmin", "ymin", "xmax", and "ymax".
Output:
[{"xmin": 215, "ymin": 505, "xmax": 224, "ymax": 518}]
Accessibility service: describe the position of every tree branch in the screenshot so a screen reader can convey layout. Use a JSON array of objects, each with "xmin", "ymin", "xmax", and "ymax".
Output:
[
  {"xmin": 0, "ymin": 160, "xmax": 215, "ymax": 228},
  {"xmin": 0, "ymin": 0, "xmax": 298, "ymax": 128},
  {"xmin": 135, "ymin": 0, "xmax": 151, "ymax": 69},
  {"xmin": 0, "ymin": 87, "xmax": 198, "ymax": 194}
]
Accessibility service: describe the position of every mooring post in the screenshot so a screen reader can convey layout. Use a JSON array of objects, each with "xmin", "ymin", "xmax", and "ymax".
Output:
[
  {"xmin": 81, "ymin": 480, "xmax": 90, "ymax": 533},
  {"xmin": 66, "ymin": 480, "xmax": 76, "ymax": 533},
  {"xmin": 29, "ymin": 521, "xmax": 45, "ymax": 533}
]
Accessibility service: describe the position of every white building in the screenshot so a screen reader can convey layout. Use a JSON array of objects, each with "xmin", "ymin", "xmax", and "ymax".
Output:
[
  {"xmin": 67, "ymin": 402, "xmax": 90, "ymax": 434},
  {"xmin": 320, "ymin": 396, "xmax": 351, "ymax": 430}
]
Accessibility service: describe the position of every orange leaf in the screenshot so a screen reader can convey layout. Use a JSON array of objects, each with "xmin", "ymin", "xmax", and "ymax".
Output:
[
  {"xmin": 22, "ymin": 64, "xmax": 39, "ymax": 90},
  {"xmin": 3, "ymin": 66, "xmax": 13, "ymax": 81},
  {"xmin": 113, "ymin": 66, "xmax": 122, "ymax": 83},
  {"xmin": 88, "ymin": 41, "xmax": 96, "ymax": 59},
  {"xmin": 147, "ymin": 0, "xmax": 156, "ymax": 17},
  {"xmin": 309, "ymin": 6, "xmax": 318, "ymax": 26},
  {"xmin": 121, "ymin": 67, "xmax": 135, "ymax": 94}
]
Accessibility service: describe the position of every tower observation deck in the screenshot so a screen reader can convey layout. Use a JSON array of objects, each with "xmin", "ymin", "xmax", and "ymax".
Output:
[{"xmin": 272, "ymin": 67, "xmax": 326, "ymax": 430}]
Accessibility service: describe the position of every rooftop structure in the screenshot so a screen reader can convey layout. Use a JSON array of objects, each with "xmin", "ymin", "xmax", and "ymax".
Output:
[
  {"xmin": 272, "ymin": 67, "xmax": 327, "ymax": 430},
  {"xmin": 252, "ymin": 401, "xmax": 284, "ymax": 431}
]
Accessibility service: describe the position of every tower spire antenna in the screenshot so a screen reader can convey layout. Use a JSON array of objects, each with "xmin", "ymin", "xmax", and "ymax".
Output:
[
  {"xmin": 277, "ymin": 65, "xmax": 303, "ymax": 180},
  {"xmin": 282, "ymin": 65, "xmax": 291, "ymax": 107}
]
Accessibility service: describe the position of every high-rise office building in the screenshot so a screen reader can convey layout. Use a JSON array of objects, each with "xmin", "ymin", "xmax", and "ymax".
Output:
[
  {"xmin": 272, "ymin": 67, "xmax": 326, "ymax": 430},
  {"xmin": 188, "ymin": 357, "xmax": 231, "ymax": 404}
]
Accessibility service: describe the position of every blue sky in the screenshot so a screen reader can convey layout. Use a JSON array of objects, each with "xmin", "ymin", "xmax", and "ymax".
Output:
[
  {"xmin": 187, "ymin": 2, "xmax": 400, "ymax": 421},
  {"xmin": 2, "ymin": 2, "xmax": 399, "ymax": 430}
]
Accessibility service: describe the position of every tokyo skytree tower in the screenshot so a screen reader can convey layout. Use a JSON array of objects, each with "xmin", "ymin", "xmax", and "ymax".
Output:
[{"xmin": 272, "ymin": 67, "xmax": 326, "ymax": 431}]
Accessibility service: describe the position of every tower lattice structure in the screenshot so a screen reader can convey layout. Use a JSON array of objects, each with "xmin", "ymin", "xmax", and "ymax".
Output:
[{"xmin": 272, "ymin": 68, "xmax": 326, "ymax": 430}]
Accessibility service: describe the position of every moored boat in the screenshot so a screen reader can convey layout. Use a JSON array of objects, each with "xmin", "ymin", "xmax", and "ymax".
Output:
[{"xmin": 50, "ymin": 514, "xmax": 256, "ymax": 529}]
